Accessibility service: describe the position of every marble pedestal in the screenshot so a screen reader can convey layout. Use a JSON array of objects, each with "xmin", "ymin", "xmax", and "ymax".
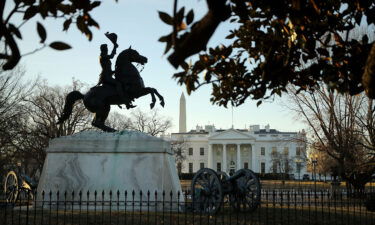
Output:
[{"xmin": 37, "ymin": 130, "xmax": 183, "ymax": 210}]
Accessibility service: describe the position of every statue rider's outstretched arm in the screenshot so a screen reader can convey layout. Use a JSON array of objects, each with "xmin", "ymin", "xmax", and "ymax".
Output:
[{"xmin": 109, "ymin": 44, "xmax": 118, "ymax": 59}]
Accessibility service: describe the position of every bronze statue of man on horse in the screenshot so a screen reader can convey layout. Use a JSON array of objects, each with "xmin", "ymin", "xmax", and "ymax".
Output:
[{"xmin": 57, "ymin": 32, "xmax": 165, "ymax": 132}]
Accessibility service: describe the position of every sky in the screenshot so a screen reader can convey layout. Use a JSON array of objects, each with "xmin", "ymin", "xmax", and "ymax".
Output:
[{"xmin": 5, "ymin": 0, "xmax": 307, "ymax": 133}]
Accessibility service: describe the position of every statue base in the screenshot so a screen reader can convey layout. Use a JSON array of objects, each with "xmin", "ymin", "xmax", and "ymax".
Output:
[{"xmin": 36, "ymin": 131, "xmax": 183, "ymax": 211}]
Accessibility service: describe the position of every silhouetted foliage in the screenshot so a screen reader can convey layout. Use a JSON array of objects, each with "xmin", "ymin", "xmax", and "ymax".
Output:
[
  {"xmin": 159, "ymin": 0, "xmax": 375, "ymax": 106},
  {"xmin": 0, "ymin": 0, "xmax": 107, "ymax": 70}
]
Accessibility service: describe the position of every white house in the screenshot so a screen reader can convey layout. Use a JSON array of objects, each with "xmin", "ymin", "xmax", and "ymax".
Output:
[{"xmin": 170, "ymin": 93, "xmax": 307, "ymax": 178}]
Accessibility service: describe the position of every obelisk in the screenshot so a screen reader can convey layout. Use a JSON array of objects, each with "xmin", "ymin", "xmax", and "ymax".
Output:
[{"xmin": 179, "ymin": 93, "xmax": 187, "ymax": 133}]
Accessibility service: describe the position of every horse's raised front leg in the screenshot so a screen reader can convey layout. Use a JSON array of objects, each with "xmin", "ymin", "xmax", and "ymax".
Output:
[
  {"xmin": 141, "ymin": 87, "xmax": 156, "ymax": 109},
  {"xmin": 152, "ymin": 88, "xmax": 165, "ymax": 107}
]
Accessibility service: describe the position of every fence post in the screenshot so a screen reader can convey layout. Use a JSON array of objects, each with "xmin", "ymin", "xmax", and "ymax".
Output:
[
  {"xmin": 109, "ymin": 190, "xmax": 112, "ymax": 225},
  {"xmin": 131, "ymin": 190, "xmax": 135, "ymax": 225},
  {"xmin": 86, "ymin": 191, "xmax": 90, "ymax": 225},
  {"xmin": 140, "ymin": 190, "xmax": 143, "ymax": 225},
  {"xmin": 26, "ymin": 189, "xmax": 30, "ymax": 225},
  {"xmin": 56, "ymin": 191, "xmax": 59, "ymax": 225},
  {"xmin": 177, "ymin": 191, "xmax": 180, "ymax": 225},
  {"xmin": 94, "ymin": 191, "xmax": 97, "ymax": 225},
  {"xmin": 147, "ymin": 190, "xmax": 150, "ymax": 225},
  {"xmin": 116, "ymin": 190, "xmax": 120, "ymax": 225},
  {"xmin": 101, "ymin": 191, "xmax": 104, "ymax": 225},
  {"xmin": 162, "ymin": 190, "xmax": 165, "ymax": 225},
  {"xmin": 154, "ymin": 190, "xmax": 158, "ymax": 225},
  {"xmin": 170, "ymin": 191, "xmax": 173, "ymax": 225},
  {"xmin": 124, "ymin": 190, "xmax": 128, "ymax": 225},
  {"xmin": 79, "ymin": 190, "xmax": 82, "ymax": 225},
  {"xmin": 63, "ymin": 191, "xmax": 67, "ymax": 225}
]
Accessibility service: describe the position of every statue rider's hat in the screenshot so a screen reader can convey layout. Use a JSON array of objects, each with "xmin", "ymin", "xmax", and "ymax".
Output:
[{"xmin": 105, "ymin": 32, "xmax": 117, "ymax": 45}]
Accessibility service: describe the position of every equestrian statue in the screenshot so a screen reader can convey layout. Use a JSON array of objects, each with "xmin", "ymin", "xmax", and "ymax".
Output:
[{"xmin": 57, "ymin": 32, "xmax": 165, "ymax": 132}]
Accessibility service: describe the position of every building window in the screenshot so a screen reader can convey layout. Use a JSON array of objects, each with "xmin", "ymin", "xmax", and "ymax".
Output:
[
  {"xmin": 296, "ymin": 147, "xmax": 301, "ymax": 156},
  {"xmin": 200, "ymin": 147, "xmax": 204, "ymax": 156},
  {"xmin": 261, "ymin": 147, "xmax": 265, "ymax": 156},
  {"xmin": 177, "ymin": 162, "xmax": 182, "ymax": 174},
  {"xmin": 272, "ymin": 162, "xmax": 278, "ymax": 173},
  {"xmin": 296, "ymin": 162, "xmax": 301, "ymax": 173},
  {"xmin": 272, "ymin": 147, "xmax": 277, "ymax": 153},
  {"xmin": 244, "ymin": 162, "xmax": 249, "ymax": 169},
  {"xmin": 189, "ymin": 163, "xmax": 193, "ymax": 173},
  {"xmin": 283, "ymin": 147, "xmax": 289, "ymax": 155},
  {"xmin": 261, "ymin": 162, "xmax": 265, "ymax": 174},
  {"xmin": 217, "ymin": 163, "xmax": 221, "ymax": 172},
  {"xmin": 200, "ymin": 162, "xmax": 205, "ymax": 169},
  {"xmin": 188, "ymin": 148, "xmax": 193, "ymax": 156}
]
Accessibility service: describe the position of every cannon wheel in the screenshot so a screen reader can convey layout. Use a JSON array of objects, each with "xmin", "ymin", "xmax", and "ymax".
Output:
[
  {"xmin": 4, "ymin": 171, "xmax": 19, "ymax": 203},
  {"xmin": 191, "ymin": 168, "xmax": 223, "ymax": 214},
  {"xmin": 216, "ymin": 171, "xmax": 229, "ymax": 182},
  {"xmin": 229, "ymin": 169, "xmax": 261, "ymax": 212}
]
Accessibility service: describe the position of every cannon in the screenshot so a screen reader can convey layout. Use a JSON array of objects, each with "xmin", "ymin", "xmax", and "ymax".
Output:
[{"xmin": 191, "ymin": 168, "xmax": 261, "ymax": 214}]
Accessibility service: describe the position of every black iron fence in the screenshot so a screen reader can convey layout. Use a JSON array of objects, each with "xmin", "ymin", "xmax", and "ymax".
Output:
[{"xmin": 1, "ymin": 189, "xmax": 375, "ymax": 225}]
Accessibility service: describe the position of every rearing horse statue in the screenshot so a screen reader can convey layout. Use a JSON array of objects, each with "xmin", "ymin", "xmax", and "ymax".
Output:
[{"xmin": 57, "ymin": 47, "xmax": 165, "ymax": 132}]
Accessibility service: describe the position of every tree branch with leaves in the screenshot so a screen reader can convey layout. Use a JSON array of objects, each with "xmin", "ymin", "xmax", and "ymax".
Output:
[{"xmin": 0, "ymin": 0, "xmax": 107, "ymax": 70}]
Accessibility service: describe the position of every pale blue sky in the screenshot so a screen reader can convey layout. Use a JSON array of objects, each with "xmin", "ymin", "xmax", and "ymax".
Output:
[{"xmin": 7, "ymin": 0, "xmax": 306, "ymax": 133}]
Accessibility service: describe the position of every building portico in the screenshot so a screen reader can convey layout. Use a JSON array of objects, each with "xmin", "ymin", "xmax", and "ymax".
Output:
[{"xmin": 207, "ymin": 129, "xmax": 255, "ymax": 174}]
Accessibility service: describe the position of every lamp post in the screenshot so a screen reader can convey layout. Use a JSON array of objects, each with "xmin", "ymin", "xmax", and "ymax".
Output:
[
  {"xmin": 312, "ymin": 156, "xmax": 318, "ymax": 196},
  {"xmin": 295, "ymin": 158, "xmax": 302, "ymax": 188}
]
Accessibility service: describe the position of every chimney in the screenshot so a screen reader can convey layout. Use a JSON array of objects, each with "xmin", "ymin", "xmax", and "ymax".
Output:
[
  {"xmin": 265, "ymin": 124, "xmax": 270, "ymax": 132},
  {"xmin": 249, "ymin": 125, "xmax": 260, "ymax": 132}
]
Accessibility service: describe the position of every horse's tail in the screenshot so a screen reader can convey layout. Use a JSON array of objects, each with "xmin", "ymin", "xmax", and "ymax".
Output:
[{"xmin": 56, "ymin": 91, "xmax": 84, "ymax": 124}]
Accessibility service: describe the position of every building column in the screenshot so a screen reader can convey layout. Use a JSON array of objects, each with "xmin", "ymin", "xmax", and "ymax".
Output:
[
  {"xmin": 222, "ymin": 144, "xmax": 227, "ymax": 173},
  {"xmin": 208, "ymin": 144, "xmax": 213, "ymax": 169},
  {"xmin": 249, "ymin": 144, "xmax": 254, "ymax": 170},
  {"xmin": 237, "ymin": 144, "xmax": 241, "ymax": 170}
]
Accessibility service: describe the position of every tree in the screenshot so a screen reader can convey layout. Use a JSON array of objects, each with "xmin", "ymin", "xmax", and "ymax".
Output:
[
  {"xmin": 170, "ymin": 138, "xmax": 188, "ymax": 175},
  {"xmin": 0, "ymin": 65, "xmax": 35, "ymax": 176},
  {"xmin": 128, "ymin": 109, "xmax": 172, "ymax": 136},
  {"xmin": 269, "ymin": 150, "xmax": 294, "ymax": 180},
  {"xmin": 159, "ymin": 0, "xmax": 375, "ymax": 106},
  {"xmin": 106, "ymin": 108, "xmax": 172, "ymax": 136},
  {"xmin": 307, "ymin": 146, "xmax": 339, "ymax": 180},
  {"xmin": 13, "ymin": 79, "xmax": 92, "ymax": 177},
  {"xmin": 287, "ymin": 85, "xmax": 375, "ymax": 190},
  {"xmin": 0, "ymin": 0, "xmax": 105, "ymax": 70},
  {"xmin": 105, "ymin": 111, "xmax": 132, "ymax": 131}
]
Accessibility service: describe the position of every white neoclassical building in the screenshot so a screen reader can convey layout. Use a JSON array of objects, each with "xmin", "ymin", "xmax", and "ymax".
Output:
[{"xmin": 170, "ymin": 94, "xmax": 307, "ymax": 178}]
